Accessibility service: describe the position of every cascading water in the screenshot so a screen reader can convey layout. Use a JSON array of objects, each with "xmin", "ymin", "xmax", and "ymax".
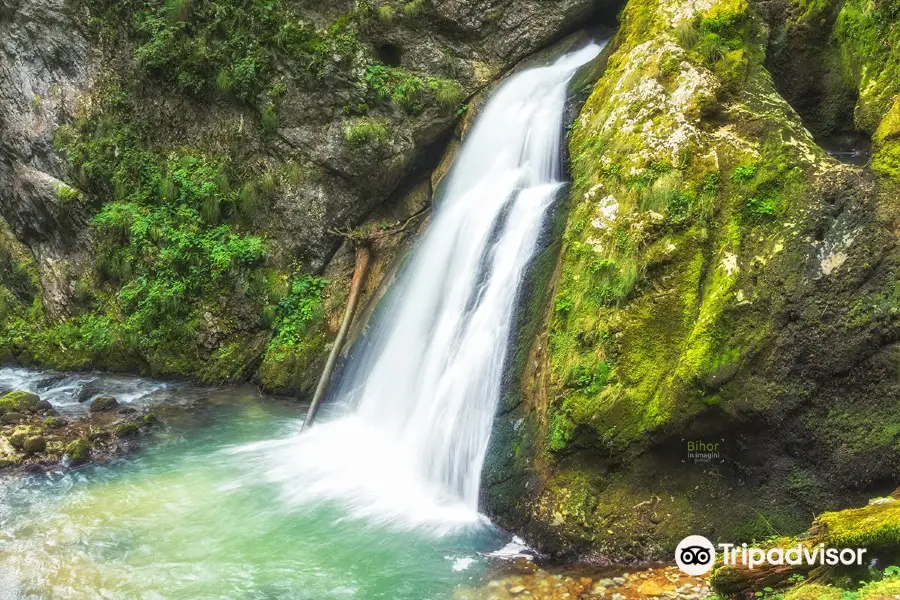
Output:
[
  {"xmin": 0, "ymin": 44, "xmax": 608, "ymax": 600},
  {"xmin": 235, "ymin": 43, "xmax": 604, "ymax": 531}
]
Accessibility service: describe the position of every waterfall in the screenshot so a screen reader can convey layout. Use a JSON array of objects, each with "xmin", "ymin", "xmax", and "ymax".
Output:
[{"xmin": 235, "ymin": 43, "xmax": 603, "ymax": 532}]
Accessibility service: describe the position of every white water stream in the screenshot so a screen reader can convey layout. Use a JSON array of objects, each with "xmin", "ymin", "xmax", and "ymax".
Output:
[{"xmin": 233, "ymin": 43, "xmax": 603, "ymax": 533}]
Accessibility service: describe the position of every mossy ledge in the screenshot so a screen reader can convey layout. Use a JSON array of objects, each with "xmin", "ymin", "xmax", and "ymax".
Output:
[{"xmin": 482, "ymin": 0, "xmax": 900, "ymax": 561}]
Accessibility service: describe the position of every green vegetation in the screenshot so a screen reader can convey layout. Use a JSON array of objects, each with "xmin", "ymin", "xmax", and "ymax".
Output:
[
  {"xmin": 258, "ymin": 273, "xmax": 330, "ymax": 391},
  {"xmin": 365, "ymin": 65, "xmax": 464, "ymax": 114},
  {"xmin": 345, "ymin": 119, "xmax": 390, "ymax": 147},
  {"xmin": 83, "ymin": 0, "xmax": 368, "ymax": 99},
  {"xmin": 0, "ymin": 75, "xmax": 326, "ymax": 381},
  {"xmin": 0, "ymin": 391, "xmax": 40, "ymax": 415},
  {"xmin": 815, "ymin": 501, "xmax": 900, "ymax": 549}
]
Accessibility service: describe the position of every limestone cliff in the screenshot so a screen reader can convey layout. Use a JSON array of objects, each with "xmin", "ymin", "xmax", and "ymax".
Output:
[{"xmin": 483, "ymin": 0, "xmax": 900, "ymax": 560}]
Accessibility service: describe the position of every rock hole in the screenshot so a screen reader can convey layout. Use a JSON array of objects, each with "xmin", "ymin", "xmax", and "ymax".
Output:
[
  {"xmin": 814, "ymin": 226, "xmax": 826, "ymax": 242},
  {"xmin": 377, "ymin": 43, "xmax": 403, "ymax": 67},
  {"xmin": 817, "ymin": 130, "xmax": 872, "ymax": 166}
]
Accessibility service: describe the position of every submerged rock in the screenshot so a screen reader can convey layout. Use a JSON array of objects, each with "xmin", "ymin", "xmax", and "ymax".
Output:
[{"xmin": 89, "ymin": 396, "xmax": 119, "ymax": 412}]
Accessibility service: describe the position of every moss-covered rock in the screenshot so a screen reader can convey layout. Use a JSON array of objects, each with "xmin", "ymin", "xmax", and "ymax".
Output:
[
  {"xmin": 22, "ymin": 435, "xmax": 47, "ymax": 454},
  {"xmin": 41, "ymin": 416, "xmax": 67, "ymax": 428},
  {"xmin": 89, "ymin": 396, "xmax": 119, "ymax": 413},
  {"xmin": 814, "ymin": 500, "xmax": 900, "ymax": 549},
  {"xmin": 113, "ymin": 422, "xmax": 141, "ymax": 438},
  {"xmin": 0, "ymin": 391, "xmax": 40, "ymax": 415},
  {"xmin": 483, "ymin": 0, "xmax": 900, "ymax": 561},
  {"xmin": 65, "ymin": 437, "xmax": 92, "ymax": 465}
]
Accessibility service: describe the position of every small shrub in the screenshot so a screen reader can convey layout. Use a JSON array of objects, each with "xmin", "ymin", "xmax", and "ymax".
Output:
[
  {"xmin": 747, "ymin": 193, "xmax": 777, "ymax": 218},
  {"xmin": 165, "ymin": 0, "xmax": 191, "ymax": 23},
  {"xmin": 430, "ymin": 79, "xmax": 464, "ymax": 109},
  {"xmin": 55, "ymin": 183, "xmax": 81, "ymax": 203},
  {"xmin": 202, "ymin": 193, "xmax": 220, "ymax": 222},
  {"xmin": 697, "ymin": 33, "xmax": 729, "ymax": 64},
  {"xmin": 238, "ymin": 182, "xmax": 259, "ymax": 217},
  {"xmin": 285, "ymin": 161, "xmax": 304, "ymax": 186},
  {"xmin": 215, "ymin": 70, "xmax": 232, "ymax": 94}
]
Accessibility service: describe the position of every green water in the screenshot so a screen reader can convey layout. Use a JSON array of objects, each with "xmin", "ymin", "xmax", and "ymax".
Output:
[{"xmin": 0, "ymin": 387, "xmax": 507, "ymax": 599}]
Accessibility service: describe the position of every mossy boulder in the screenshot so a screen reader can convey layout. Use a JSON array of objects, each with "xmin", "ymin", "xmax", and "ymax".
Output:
[
  {"xmin": 22, "ymin": 435, "xmax": 47, "ymax": 454},
  {"xmin": 0, "ymin": 391, "xmax": 40, "ymax": 415},
  {"xmin": 8, "ymin": 426, "xmax": 40, "ymax": 450},
  {"xmin": 113, "ymin": 422, "xmax": 141, "ymax": 438},
  {"xmin": 1, "ymin": 412, "xmax": 25, "ymax": 424},
  {"xmin": 89, "ymin": 396, "xmax": 119, "ymax": 412},
  {"xmin": 41, "ymin": 416, "xmax": 67, "ymax": 428},
  {"xmin": 872, "ymin": 98, "xmax": 900, "ymax": 179},
  {"xmin": 65, "ymin": 438, "xmax": 91, "ymax": 465},
  {"xmin": 783, "ymin": 584, "xmax": 843, "ymax": 600}
]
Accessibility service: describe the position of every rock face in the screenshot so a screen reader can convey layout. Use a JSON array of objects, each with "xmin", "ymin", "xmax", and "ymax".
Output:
[
  {"xmin": 0, "ymin": 0, "xmax": 614, "ymax": 392},
  {"xmin": 482, "ymin": 0, "xmax": 900, "ymax": 561},
  {"xmin": 0, "ymin": 0, "xmax": 97, "ymax": 319}
]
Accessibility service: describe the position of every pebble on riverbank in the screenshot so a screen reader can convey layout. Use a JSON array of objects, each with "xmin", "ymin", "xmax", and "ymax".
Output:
[
  {"xmin": 454, "ymin": 563, "xmax": 712, "ymax": 600},
  {"xmin": 0, "ymin": 389, "xmax": 157, "ymax": 471}
]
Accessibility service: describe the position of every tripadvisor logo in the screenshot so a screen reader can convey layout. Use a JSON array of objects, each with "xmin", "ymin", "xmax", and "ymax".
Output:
[
  {"xmin": 676, "ymin": 535, "xmax": 716, "ymax": 575},
  {"xmin": 675, "ymin": 535, "xmax": 868, "ymax": 576}
]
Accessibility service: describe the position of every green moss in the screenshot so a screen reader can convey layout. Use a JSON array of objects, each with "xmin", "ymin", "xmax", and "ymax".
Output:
[
  {"xmin": 65, "ymin": 437, "xmax": 92, "ymax": 464},
  {"xmin": 872, "ymin": 98, "xmax": 900, "ymax": 180},
  {"xmin": 0, "ymin": 391, "xmax": 40, "ymax": 415},
  {"xmin": 858, "ymin": 576, "xmax": 900, "ymax": 598},
  {"xmin": 258, "ymin": 273, "xmax": 329, "ymax": 392},
  {"xmin": 815, "ymin": 501, "xmax": 900, "ymax": 549},
  {"xmin": 42, "ymin": 416, "xmax": 67, "ymax": 428},
  {"xmin": 783, "ymin": 583, "xmax": 843, "ymax": 600},
  {"xmin": 114, "ymin": 422, "xmax": 142, "ymax": 438}
]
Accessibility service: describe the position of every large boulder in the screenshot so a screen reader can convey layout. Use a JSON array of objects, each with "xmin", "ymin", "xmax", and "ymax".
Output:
[{"xmin": 482, "ymin": 0, "xmax": 900, "ymax": 561}]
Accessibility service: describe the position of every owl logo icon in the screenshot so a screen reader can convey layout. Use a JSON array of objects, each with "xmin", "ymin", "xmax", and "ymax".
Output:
[{"xmin": 675, "ymin": 535, "xmax": 716, "ymax": 575}]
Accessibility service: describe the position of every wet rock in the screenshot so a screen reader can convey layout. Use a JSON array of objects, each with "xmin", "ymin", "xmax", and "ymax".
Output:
[
  {"xmin": 76, "ymin": 381, "xmax": 103, "ymax": 403},
  {"xmin": 87, "ymin": 429, "xmax": 110, "ymax": 441},
  {"xmin": 41, "ymin": 415, "xmax": 66, "ymax": 428},
  {"xmin": 1, "ymin": 411, "xmax": 25, "ymax": 424},
  {"xmin": 36, "ymin": 399, "xmax": 53, "ymax": 411},
  {"xmin": 113, "ymin": 421, "xmax": 140, "ymax": 438},
  {"xmin": 0, "ymin": 390, "xmax": 40, "ymax": 414},
  {"xmin": 34, "ymin": 374, "xmax": 66, "ymax": 390},
  {"xmin": 8, "ymin": 427, "xmax": 35, "ymax": 449},
  {"xmin": 65, "ymin": 437, "xmax": 91, "ymax": 465},
  {"xmin": 89, "ymin": 396, "xmax": 119, "ymax": 412},
  {"xmin": 508, "ymin": 585, "xmax": 526, "ymax": 594},
  {"xmin": 22, "ymin": 435, "xmax": 46, "ymax": 453}
]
